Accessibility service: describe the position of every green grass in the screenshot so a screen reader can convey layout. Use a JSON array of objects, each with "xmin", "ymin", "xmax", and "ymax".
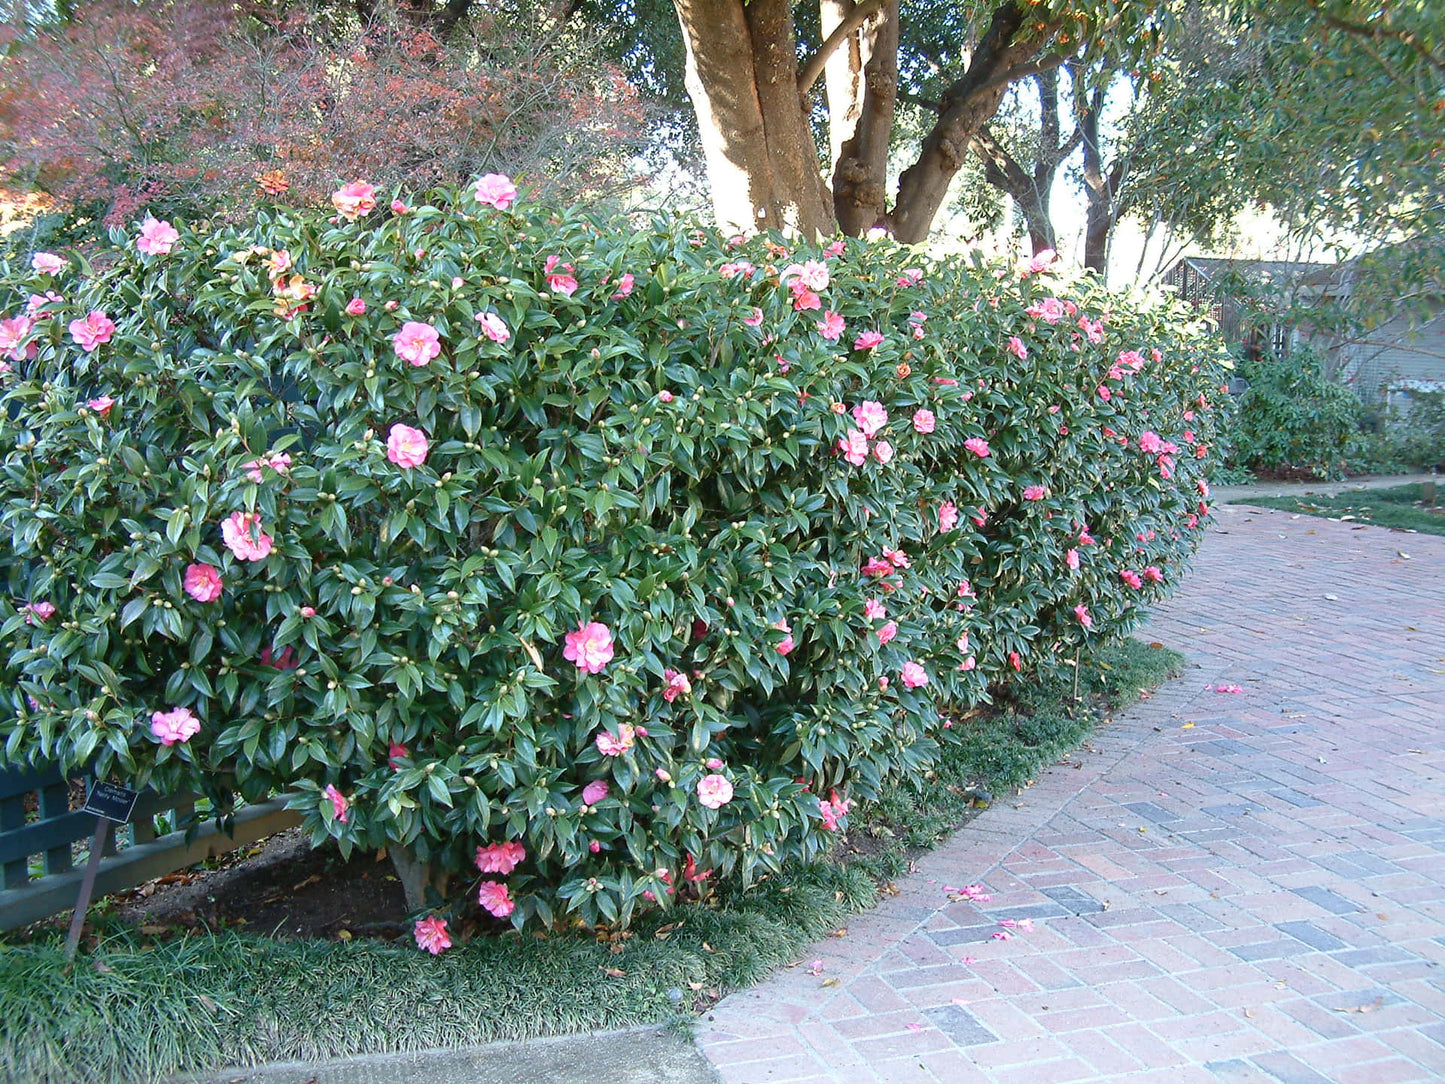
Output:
[
  {"xmin": 1233, "ymin": 483, "xmax": 1445, "ymax": 537},
  {"xmin": 0, "ymin": 638, "xmax": 1181, "ymax": 1084}
]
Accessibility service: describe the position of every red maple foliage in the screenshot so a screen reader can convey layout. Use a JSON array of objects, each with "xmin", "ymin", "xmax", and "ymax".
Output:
[{"xmin": 0, "ymin": 0, "xmax": 652, "ymax": 225}]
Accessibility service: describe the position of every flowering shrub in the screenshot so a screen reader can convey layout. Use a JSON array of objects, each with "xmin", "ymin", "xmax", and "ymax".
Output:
[{"xmin": 0, "ymin": 181, "xmax": 1225, "ymax": 931}]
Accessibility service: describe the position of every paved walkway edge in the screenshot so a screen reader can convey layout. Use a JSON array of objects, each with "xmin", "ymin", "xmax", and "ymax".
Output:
[{"xmin": 191, "ymin": 1024, "xmax": 720, "ymax": 1084}]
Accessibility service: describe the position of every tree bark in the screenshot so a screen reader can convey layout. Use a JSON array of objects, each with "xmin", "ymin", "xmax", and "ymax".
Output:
[
  {"xmin": 972, "ymin": 128, "xmax": 1054, "ymax": 253},
  {"xmin": 390, "ymin": 843, "xmax": 451, "ymax": 912},
  {"xmin": 1079, "ymin": 79, "xmax": 1122, "ymax": 274},
  {"xmin": 890, "ymin": 2, "xmax": 1049, "ymax": 244},
  {"xmin": 822, "ymin": 0, "xmax": 899, "ymax": 236},
  {"xmin": 673, "ymin": 0, "xmax": 835, "ymax": 237}
]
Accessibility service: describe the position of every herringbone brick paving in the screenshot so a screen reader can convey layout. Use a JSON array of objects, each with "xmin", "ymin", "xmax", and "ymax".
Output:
[{"xmin": 695, "ymin": 504, "xmax": 1445, "ymax": 1082}]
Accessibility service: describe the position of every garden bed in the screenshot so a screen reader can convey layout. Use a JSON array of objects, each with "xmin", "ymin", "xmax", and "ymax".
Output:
[
  {"xmin": 0, "ymin": 638, "xmax": 1180, "ymax": 1084},
  {"xmin": 1233, "ymin": 483, "xmax": 1444, "ymax": 536}
]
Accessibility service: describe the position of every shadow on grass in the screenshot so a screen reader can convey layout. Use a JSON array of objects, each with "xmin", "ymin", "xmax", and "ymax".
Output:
[{"xmin": 0, "ymin": 638, "xmax": 1181, "ymax": 1084}]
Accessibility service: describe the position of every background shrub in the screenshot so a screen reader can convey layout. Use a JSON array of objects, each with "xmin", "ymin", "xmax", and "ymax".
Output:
[
  {"xmin": 0, "ymin": 182, "xmax": 1226, "ymax": 928},
  {"xmin": 1224, "ymin": 343, "xmax": 1363, "ymax": 478}
]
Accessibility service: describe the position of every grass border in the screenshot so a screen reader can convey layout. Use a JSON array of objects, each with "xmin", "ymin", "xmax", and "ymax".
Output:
[
  {"xmin": 1232, "ymin": 483, "xmax": 1444, "ymax": 537},
  {"xmin": 0, "ymin": 638, "xmax": 1182, "ymax": 1084}
]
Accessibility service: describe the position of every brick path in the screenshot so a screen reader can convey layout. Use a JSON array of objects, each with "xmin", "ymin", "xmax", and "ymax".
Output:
[{"xmin": 696, "ymin": 505, "xmax": 1445, "ymax": 1083}]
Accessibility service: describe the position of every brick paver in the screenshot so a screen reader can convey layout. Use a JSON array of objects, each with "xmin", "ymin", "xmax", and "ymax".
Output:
[{"xmin": 696, "ymin": 505, "xmax": 1445, "ymax": 1082}]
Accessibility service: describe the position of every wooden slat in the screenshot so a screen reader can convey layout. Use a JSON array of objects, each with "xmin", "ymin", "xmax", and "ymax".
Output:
[
  {"xmin": 37, "ymin": 781, "xmax": 74, "ymax": 876},
  {"xmin": 0, "ymin": 808, "xmax": 93, "ymax": 867},
  {"xmin": 0, "ymin": 763, "xmax": 65, "ymax": 800},
  {"xmin": 0, "ymin": 799, "xmax": 302, "ymax": 932},
  {"xmin": 0, "ymin": 791, "xmax": 28, "ymax": 890}
]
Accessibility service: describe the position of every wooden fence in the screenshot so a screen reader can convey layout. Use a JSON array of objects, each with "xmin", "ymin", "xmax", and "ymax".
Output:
[{"xmin": 0, "ymin": 762, "xmax": 299, "ymax": 932}]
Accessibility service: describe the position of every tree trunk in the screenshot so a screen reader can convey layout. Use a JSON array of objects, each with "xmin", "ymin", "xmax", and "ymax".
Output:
[
  {"xmin": 673, "ymin": 0, "xmax": 835, "ymax": 237},
  {"xmin": 890, "ymin": 3, "xmax": 1048, "ymax": 244},
  {"xmin": 972, "ymin": 127, "xmax": 1055, "ymax": 253},
  {"xmin": 390, "ymin": 843, "xmax": 451, "ymax": 912},
  {"xmin": 1080, "ymin": 82, "xmax": 1120, "ymax": 274},
  {"xmin": 823, "ymin": 0, "xmax": 899, "ymax": 236}
]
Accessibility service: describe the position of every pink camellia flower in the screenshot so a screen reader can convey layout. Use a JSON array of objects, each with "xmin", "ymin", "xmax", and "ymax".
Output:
[
  {"xmin": 596, "ymin": 723, "xmax": 637, "ymax": 757},
  {"xmin": 0, "ymin": 314, "xmax": 34, "ymax": 361},
  {"xmin": 582, "ymin": 779, "xmax": 610, "ymax": 806},
  {"xmin": 1023, "ymin": 485, "xmax": 1046, "ymax": 501},
  {"xmin": 184, "ymin": 563, "xmax": 223, "ymax": 602},
  {"xmin": 864, "ymin": 598, "xmax": 886, "ymax": 621},
  {"xmin": 87, "ymin": 395, "xmax": 115, "ymax": 417},
  {"xmin": 1097, "ymin": 383, "xmax": 1112, "ymax": 401},
  {"xmin": 388, "ymin": 742, "xmax": 409, "ymax": 769},
  {"xmin": 322, "ymin": 783, "xmax": 349, "ymax": 822},
  {"xmin": 742, "ymin": 307, "xmax": 764, "ymax": 326},
  {"xmin": 862, "ymin": 555, "xmax": 894, "ymax": 579},
  {"xmin": 1025, "ymin": 297, "xmax": 1067, "ymax": 324},
  {"xmin": 791, "ymin": 287, "xmax": 821, "ymax": 311},
  {"xmin": 543, "ymin": 255, "xmax": 579, "ymax": 297},
  {"xmin": 959, "ymin": 655, "xmax": 976, "ymax": 671},
  {"xmin": 391, "ymin": 199, "xmax": 409, "ymax": 215},
  {"xmin": 876, "ymin": 620, "xmax": 898, "ymax": 646},
  {"xmin": 386, "ymin": 423, "xmax": 429, "ymax": 469},
  {"xmin": 883, "ymin": 546, "xmax": 910, "ymax": 569},
  {"xmin": 32, "ymin": 252, "xmax": 65, "ymax": 274},
  {"xmin": 564, "ymin": 621, "xmax": 614, "ymax": 674},
  {"xmin": 135, "ymin": 217, "xmax": 180, "ymax": 256},
  {"xmin": 241, "ymin": 452, "xmax": 293, "ymax": 483},
  {"xmin": 150, "ymin": 706, "xmax": 201, "ymax": 746},
  {"xmin": 1138, "ymin": 431, "xmax": 1166, "ymax": 455},
  {"xmin": 345, "ymin": 297, "xmax": 366, "ymax": 316},
  {"xmin": 1079, "ymin": 315, "xmax": 1105, "ymax": 343},
  {"xmin": 331, "ymin": 181, "xmax": 377, "ymax": 220},
  {"xmin": 221, "ymin": 511, "xmax": 273, "ymax": 562},
  {"xmin": 824, "ymin": 239, "xmax": 846, "ymax": 257},
  {"xmin": 901, "ymin": 661, "xmax": 929, "ymax": 689},
  {"xmin": 1118, "ymin": 349, "xmax": 1146, "ymax": 370},
  {"xmin": 473, "ymin": 173, "xmax": 517, "ymax": 210},
  {"xmin": 705, "ymin": 757, "xmax": 724, "ymax": 771},
  {"xmin": 663, "ymin": 668, "xmax": 692, "ymax": 703},
  {"xmin": 476, "ymin": 312, "xmax": 510, "ymax": 343},
  {"xmin": 475, "ymin": 841, "xmax": 526, "ymax": 874},
  {"xmin": 852, "ymin": 400, "xmax": 888, "ymax": 438},
  {"xmin": 853, "ymin": 329, "xmax": 884, "ymax": 351},
  {"xmin": 25, "ymin": 601, "xmax": 56, "ymax": 622},
  {"xmin": 873, "ymin": 440, "xmax": 894, "ymax": 464},
  {"xmin": 1074, "ymin": 604, "xmax": 1094, "ymax": 629},
  {"xmin": 817, "ymin": 311, "xmax": 846, "ymax": 340},
  {"xmin": 69, "ymin": 310, "xmax": 116, "ymax": 351},
  {"xmin": 1120, "ymin": 569, "xmax": 1143, "ymax": 589},
  {"xmin": 697, "ymin": 773, "xmax": 734, "ymax": 810},
  {"xmin": 773, "ymin": 618, "xmax": 795, "ymax": 656},
  {"xmin": 912, "ymin": 409, "xmax": 935, "ymax": 434},
  {"xmin": 939, "ymin": 500, "xmax": 959, "ymax": 531},
  {"xmin": 1007, "ymin": 336, "xmax": 1028, "ymax": 360},
  {"xmin": 1144, "ymin": 566, "xmax": 1164, "ymax": 584},
  {"xmin": 964, "ymin": 437, "xmax": 990, "ymax": 458},
  {"xmin": 897, "ymin": 267, "xmax": 924, "ymax": 287},
  {"xmin": 1066, "ymin": 548, "xmax": 1080, "ymax": 571},
  {"xmin": 611, "ymin": 272, "xmax": 635, "ymax": 299},
  {"xmin": 780, "ymin": 259, "xmax": 830, "ymax": 292},
  {"xmin": 956, "ymin": 632, "xmax": 970, "ymax": 653},
  {"xmin": 477, "ymin": 880, "xmax": 515, "ymax": 919},
  {"xmin": 393, "ymin": 321, "xmax": 441, "ymax": 366},
  {"xmin": 837, "ymin": 428, "xmax": 869, "ymax": 466},
  {"xmin": 413, "ymin": 915, "xmax": 451, "ymax": 955}
]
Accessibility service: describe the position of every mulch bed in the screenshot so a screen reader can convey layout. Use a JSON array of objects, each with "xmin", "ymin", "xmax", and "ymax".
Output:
[{"xmin": 106, "ymin": 828, "xmax": 409, "ymax": 941}]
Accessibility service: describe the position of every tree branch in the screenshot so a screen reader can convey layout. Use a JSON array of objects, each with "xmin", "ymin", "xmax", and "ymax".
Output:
[
  {"xmin": 898, "ymin": 90, "xmax": 941, "ymax": 112},
  {"xmin": 1305, "ymin": 1, "xmax": 1445, "ymax": 74},
  {"xmin": 798, "ymin": 0, "xmax": 885, "ymax": 96}
]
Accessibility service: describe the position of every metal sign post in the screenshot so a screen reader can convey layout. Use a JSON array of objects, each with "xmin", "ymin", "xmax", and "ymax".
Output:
[{"xmin": 64, "ymin": 781, "xmax": 139, "ymax": 960}]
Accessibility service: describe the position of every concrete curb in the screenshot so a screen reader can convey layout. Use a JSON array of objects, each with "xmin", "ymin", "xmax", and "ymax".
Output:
[{"xmin": 191, "ymin": 1025, "xmax": 720, "ymax": 1084}]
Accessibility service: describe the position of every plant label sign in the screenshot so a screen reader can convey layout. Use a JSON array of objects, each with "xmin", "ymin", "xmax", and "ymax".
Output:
[{"xmin": 82, "ymin": 780, "xmax": 139, "ymax": 823}]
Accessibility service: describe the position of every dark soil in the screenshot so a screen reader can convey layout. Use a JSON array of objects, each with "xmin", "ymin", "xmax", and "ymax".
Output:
[{"xmin": 107, "ymin": 828, "xmax": 409, "ymax": 942}]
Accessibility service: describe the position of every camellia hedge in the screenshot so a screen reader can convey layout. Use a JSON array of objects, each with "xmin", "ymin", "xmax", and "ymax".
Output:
[{"xmin": 0, "ymin": 177, "xmax": 1225, "ymax": 943}]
